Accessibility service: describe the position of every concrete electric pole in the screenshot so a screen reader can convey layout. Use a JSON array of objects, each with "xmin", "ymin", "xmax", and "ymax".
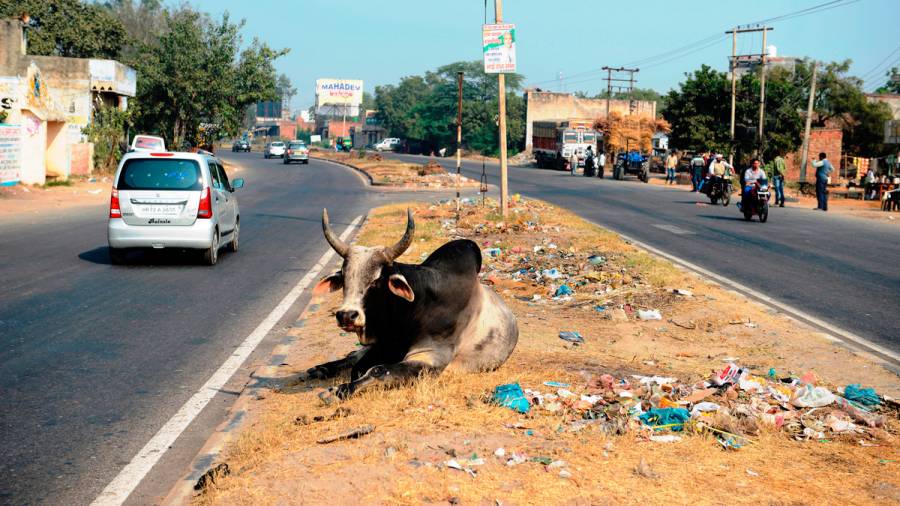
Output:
[
  {"xmin": 495, "ymin": 0, "xmax": 509, "ymax": 218},
  {"xmin": 456, "ymin": 71, "xmax": 463, "ymax": 220},
  {"xmin": 799, "ymin": 63, "xmax": 818, "ymax": 183},
  {"xmin": 725, "ymin": 25, "xmax": 772, "ymax": 163}
]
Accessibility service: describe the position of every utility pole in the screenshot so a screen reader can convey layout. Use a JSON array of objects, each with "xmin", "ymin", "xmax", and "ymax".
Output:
[
  {"xmin": 455, "ymin": 71, "xmax": 463, "ymax": 220},
  {"xmin": 799, "ymin": 63, "xmax": 818, "ymax": 183},
  {"xmin": 757, "ymin": 26, "xmax": 770, "ymax": 157},
  {"xmin": 601, "ymin": 66, "xmax": 639, "ymax": 118},
  {"xmin": 496, "ymin": 0, "xmax": 509, "ymax": 218},
  {"xmin": 725, "ymin": 25, "xmax": 772, "ymax": 163},
  {"xmin": 729, "ymin": 27, "xmax": 736, "ymax": 166}
]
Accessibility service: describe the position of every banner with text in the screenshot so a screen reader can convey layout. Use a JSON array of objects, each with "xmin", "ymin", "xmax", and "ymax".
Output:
[
  {"xmin": 0, "ymin": 123, "xmax": 21, "ymax": 186},
  {"xmin": 482, "ymin": 24, "xmax": 516, "ymax": 74}
]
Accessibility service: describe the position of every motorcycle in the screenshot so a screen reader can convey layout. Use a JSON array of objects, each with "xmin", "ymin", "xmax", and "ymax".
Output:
[
  {"xmin": 739, "ymin": 180, "xmax": 770, "ymax": 222},
  {"xmin": 704, "ymin": 175, "xmax": 733, "ymax": 206}
]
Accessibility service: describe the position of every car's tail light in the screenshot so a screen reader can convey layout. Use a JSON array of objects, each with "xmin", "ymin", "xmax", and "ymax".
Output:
[
  {"xmin": 287, "ymin": 149, "xmax": 293, "ymax": 155},
  {"xmin": 197, "ymin": 187, "xmax": 212, "ymax": 218},
  {"xmin": 109, "ymin": 188, "xmax": 121, "ymax": 218}
]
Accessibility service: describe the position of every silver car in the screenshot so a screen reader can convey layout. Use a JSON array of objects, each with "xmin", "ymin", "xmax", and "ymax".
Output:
[
  {"xmin": 283, "ymin": 141, "xmax": 309, "ymax": 164},
  {"xmin": 107, "ymin": 151, "xmax": 244, "ymax": 265},
  {"xmin": 264, "ymin": 141, "xmax": 285, "ymax": 158}
]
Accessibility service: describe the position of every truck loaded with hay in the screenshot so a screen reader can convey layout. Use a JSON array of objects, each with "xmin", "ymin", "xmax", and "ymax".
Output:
[{"xmin": 594, "ymin": 112, "xmax": 671, "ymax": 181}]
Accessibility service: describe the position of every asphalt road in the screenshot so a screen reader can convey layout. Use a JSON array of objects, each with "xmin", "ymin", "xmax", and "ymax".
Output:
[
  {"xmin": 389, "ymin": 153, "xmax": 900, "ymax": 355},
  {"xmin": 0, "ymin": 153, "xmax": 392, "ymax": 505}
]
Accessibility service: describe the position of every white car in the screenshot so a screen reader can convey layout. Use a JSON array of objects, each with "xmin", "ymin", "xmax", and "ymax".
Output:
[
  {"xmin": 374, "ymin": 138, "xmax": 401, "ymax": 152},
  {"xmin": 107, "ymin": 151, "xmax": 244, "ymax": 265},
  {"xmin": 264, "ymin": 141, "xmax": 286, "ymax": 158}
]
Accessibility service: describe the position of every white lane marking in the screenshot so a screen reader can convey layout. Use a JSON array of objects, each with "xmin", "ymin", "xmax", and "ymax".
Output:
[
  {"xmin": 92, "ymin": 215, "xmax": 363, "ymax": 506},
  {"xmin": 607, "ymin": 226, "xmax": 900, "ymax": 364},
  {"xmin": 652, "ymin": 224, "xmax": 695, "ymax": 235}
]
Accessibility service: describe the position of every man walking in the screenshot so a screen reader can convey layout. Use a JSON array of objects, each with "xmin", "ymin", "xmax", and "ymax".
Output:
[
  {"xmin": 771, "ymin": 153, "xmax": 786, "ymax": 207},
  {"xmin": 812, "ymin": 152, "xmax": 834, "ymax": 211},
  {"xmin": 665, "ymin": 150, "xmax": 678, "ymax": 185},
  {"xmin": 597, "ymin": 150, "xmax": 606, "ymax": 179},
  {"xmin": 569, "ymin": 151, "xmax": 579, "ymax": 176},
  {"xmin": 690, "ymin": 152, "xmax": 705, "ymax": 191}
]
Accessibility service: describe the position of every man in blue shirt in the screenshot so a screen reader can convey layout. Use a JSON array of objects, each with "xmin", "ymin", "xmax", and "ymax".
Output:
[{"xmin": 812, "ymin": 152, "xmax": 834, "ymax": 211}]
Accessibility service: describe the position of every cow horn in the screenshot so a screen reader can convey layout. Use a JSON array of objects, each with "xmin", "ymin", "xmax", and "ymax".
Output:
[
  {"xmin": 384, "ymin": 208, "xmax": 415, "ymax": 261},
  {"xmin": 322, "ymin": 208, "xmax": 349, "ymax": 258}
]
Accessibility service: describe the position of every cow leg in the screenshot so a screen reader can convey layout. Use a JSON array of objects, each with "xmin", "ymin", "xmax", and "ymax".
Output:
[
  {"xmin": 300, "ymin": 346, "xmax": 370, "ymax": 381},
  {"xmin": 332, "ymin": 360, "xmax": 442, "ymax": 399}
]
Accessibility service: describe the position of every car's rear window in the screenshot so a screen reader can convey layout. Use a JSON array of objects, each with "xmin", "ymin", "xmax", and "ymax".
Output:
[
  {"xmin": 118, "ymin": 158, "xmax": 203, "ymax": 191},
  {"xmin": 271, "ymin": 142, "xmax": 285, "ymax": 147},
  {"xmin": 289, "ymin": 142, "xmax": 306, "ymax": 148}
]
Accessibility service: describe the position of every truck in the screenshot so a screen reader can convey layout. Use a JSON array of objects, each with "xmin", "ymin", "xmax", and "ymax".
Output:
[{"xmin": 532, "ymin": 119, "xmax": 601, "ymax": 170}]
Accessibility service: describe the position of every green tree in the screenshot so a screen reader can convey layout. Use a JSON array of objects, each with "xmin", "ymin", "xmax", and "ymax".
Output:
[
  {"xmin": 276, "ymin": 73, "xmax": 296, "ymax": 114},
  {"xmin": 592, "ymin": 87, "xmax": 668, "ymax": 116},
  {"xmin": 374, "ymin": 60, "xmax": 526, "ymax": 156},
  {"xmin": 0, "ymin": 0, "xmax": 126, "ymax": 58},
  {"xmin": 874, "ymin": 67, "xmax": 900, "ymax": 94}
]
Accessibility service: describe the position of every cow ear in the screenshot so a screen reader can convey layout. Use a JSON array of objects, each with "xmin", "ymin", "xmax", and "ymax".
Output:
[
  {"xmin": 387, "ymin": 274, "xmax": 415, "ymax": 302},
  {"xmin": 313, "ymin": 271, "xmax": 343, "ymax": 295}
]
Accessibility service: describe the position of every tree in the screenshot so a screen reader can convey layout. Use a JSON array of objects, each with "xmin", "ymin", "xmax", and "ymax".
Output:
[
  {"xmin": 0, "ymin": 0, "xmax": 126, "ymax": 58},
  {"xmin": 874, "ymin": 68, "xmax": 900, "ymax": 94},
  {"xmin": 102, "ymin": 0, "xmax": 168, "ymax": 60},
  {"xmin": 276, "ymin": 73, "xmax": 296, "ymax": 114},
  {"xmin": 593, "ymin": 87, "xmax": 668, "ymax": 116},
  {"xmin": 374, "ymin": 60, "xmax": 526, "ymax": 156}
]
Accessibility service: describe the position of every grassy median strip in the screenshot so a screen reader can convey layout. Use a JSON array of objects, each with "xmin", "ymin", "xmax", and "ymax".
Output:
[
  {"xmin": 196, "ymin": 198, "xmax": 899, "ymax": 505},
  {"xmin": 311, "ymin": 150, "xmax": 482, "ymax": 189}
]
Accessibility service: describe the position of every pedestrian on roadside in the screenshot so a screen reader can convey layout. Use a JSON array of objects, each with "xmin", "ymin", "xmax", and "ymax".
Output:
[
  {"xmin": 569, "ymin": 151, "xmax": 579, "ymax": 176},
  {"xmin": 690, "ymin": 152, "xmax": 705, "ymax": 192},
  {"xmin": 597, "ymin": 150, "xmax": 606, "ymax": 179},
  {"xmin": 771, "ymin": 153, "xmax": 786, "ymax": 207},
  {"xmin": 584, "ymin": 146, "xmax": 595, "ymax": 177},
  {"xmin": 665, "ymin": 150, "xmax": 678, "ymax": 185},
  {"xmin": 864, "ymin": 168, "xmax": 876, "ymax": 200},
  {"xmin": 812, "ymin": 151, "xmax": 834, "ymax": 211}
]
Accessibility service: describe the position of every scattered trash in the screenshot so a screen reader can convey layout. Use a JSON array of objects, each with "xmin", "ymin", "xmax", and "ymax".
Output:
[
  {"xmin": 543, "ymin": 381, "xmax": 570, "ymax": 388},
  {"xmin": 541, "ymin": 268, "xmax": 562, "ymax": 280},
  {"xmin": 506, "ymin": 453, "xmax": 527, "ymax": 466},
  {"xmin": 594, "ymin": 305, "xmax": 606, "ymax": 312},
  {"xmin": 637, "ymin": 309, "xmax": 662, "ymax": 321},
  {"xmin": 634, "ymin": 458, "xmax": 659, "ymax": 479},
  {"xmin": 649, "ymin": 434, "xmax": 682, "ymax": 443},
  {"xmin": 445, "ymin": 459, "xmax": 477, "ymax": 478},
  {"xmin": 194, "ymin": 463, "xmax": 229, "ymax": 491},
  {"xmin": 672, "ymin": 289, "xmax": 693, "ymax": 296},
  {"xmin": 639, "ymin": 408, "xmax": 690, "ymax": 431},
  {"xmin": 588, "ymin": 255, "xmax": 606, "ymax": 265},
  {"xmin": 530, "ymin": 456, "xmax": 553, "ymax": 465},
  {"xmin": 494, "ymin": 448, "xmax": 506, "ymax": 457},
  {"xmin": 712, "ymin": 363, "xmax": 743, "ymax": 386},
  {"xmin": 559, "ymin": 469, "xmax": 573, "ymax": 479},
  {"xmin": 554, "ymin": 284, "xmax": 573, "ymax": 297},
  {"xmin": 87, "ymin": 188, "xmax": 103, "ymax": 195},
  {"xmin": 746, "ymin": 469, "xmax": 759, "ymax": 477},
  {"xmin": 492, "ymin": 383, "xmax": 530, "ymax": 413},
  {"xmin": 316, "ymin": 424, "xmax": 375, "ymax": 444},
  {"xmin": 792, "ymin": 384, "xmax": 836, "ymax": 408},
  {"xmin": 558, "ymin": 331, "xmax": 584, "ymax": 344},
  {"xmin": 690, "ymin": 402, "xmax": 721, "ymax": 417},
  {"xmin": 843, "ymin": 384, "xmax": 881, "ymax": 406}
]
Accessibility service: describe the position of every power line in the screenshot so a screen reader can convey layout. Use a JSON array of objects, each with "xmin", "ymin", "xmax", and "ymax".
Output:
[
  {"xmin": 526, "ymin": 0, "xmax": 862, "ymax": 88},
  {"xmin": 860, "ymin": 44, "xmax": 900, "ymax": 83}
]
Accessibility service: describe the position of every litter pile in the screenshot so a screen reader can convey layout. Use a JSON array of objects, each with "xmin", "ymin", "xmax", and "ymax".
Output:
[
  {"xmin": 492, "ymin": 362, "xmax": 896, "ymax": 449},
  {"xmin": 434, "ymin": 196, "xmax": 672, "ymax": 316}
]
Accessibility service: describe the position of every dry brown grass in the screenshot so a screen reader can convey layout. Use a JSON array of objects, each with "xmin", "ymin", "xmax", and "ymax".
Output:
[
  {"xmin": 311, "ymin": 151, "xmax": 480, "ymax": 188},
  {"xmin": 195, "ymin": 199, "xmax": 899, "ymax": 506}
]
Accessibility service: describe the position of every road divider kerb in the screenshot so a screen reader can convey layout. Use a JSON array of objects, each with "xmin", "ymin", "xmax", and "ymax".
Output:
[
  {"xmin": 599, "ymin": 223, "xmax": 900, "ymax": 366},
  {"xmin": 309, "ymin": 155, "xmax": 374, "ymax": 186},
  {"xmin": 92, "ymin": 214, "xmax": 364, "ymax": 506}
]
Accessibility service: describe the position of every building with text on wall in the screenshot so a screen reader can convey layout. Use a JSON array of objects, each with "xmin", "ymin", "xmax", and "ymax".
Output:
[{"xmin": 0, "ymin": 17, "xmax": 136, "ymax": 185}]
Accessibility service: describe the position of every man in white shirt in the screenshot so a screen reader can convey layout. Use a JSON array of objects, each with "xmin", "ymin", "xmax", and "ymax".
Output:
[
  {"xmin": 741, "ymin": 158, "xmax": 767, "ymax": 210},
  {"xmin": 569, "ymin": 151, "xmax": 579, "ymax": 176},
  {"xmin": 597, "ymin": 151, "xmax": 606, "ymax": 179}
]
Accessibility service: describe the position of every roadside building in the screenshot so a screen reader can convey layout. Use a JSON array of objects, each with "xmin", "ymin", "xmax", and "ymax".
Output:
[
  {"xmin": 350, "ymin": 111, "xmax": 387, "ymax": 149},
  {"xmin": 0, "ymin": 18, "xmax": 136, "ymax": 185}
]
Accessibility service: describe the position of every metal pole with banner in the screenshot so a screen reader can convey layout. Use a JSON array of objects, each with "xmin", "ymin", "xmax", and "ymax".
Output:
[{"xmin": 483, "ymin": 12, "xmax": 515, "ymax": 218}]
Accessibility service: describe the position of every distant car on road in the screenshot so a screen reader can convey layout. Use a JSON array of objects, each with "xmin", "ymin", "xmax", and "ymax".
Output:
[
  {"xmin": 232, "ymin": 139, "xmax": 251, "ymax": 152},
  {"xmin": 374, "ymin": 137, "xmax": 401, "ymax": 152},
  {"xmin": 283, "ymin": 141, "xmax": 309, "ymax": 164},
  {"xmin": 264, "ymin": 141, "xmax": 286, "ymax": 158},
  {"xmin": 107, "ymin": 150, "xmax": 244, "ymax": 266}
]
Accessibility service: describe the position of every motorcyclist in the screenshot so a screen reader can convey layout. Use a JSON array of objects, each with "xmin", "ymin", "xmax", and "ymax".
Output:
[
  {"xmin": 704, "ymin": 153, "xmax": 733, "ymax": 194},
  {"xmin": 740, "ymin": 158, "xmax": 767, "ymax": 211}
]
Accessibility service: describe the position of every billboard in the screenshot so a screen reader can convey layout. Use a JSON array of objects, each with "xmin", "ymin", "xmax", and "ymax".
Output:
[
  {"xmin": 316, "ymin": 79, "xmax": 363, "ymax": 107},
  {"xmin": 482, "ymin": 24, "xmax": 516, "ymax": 74}
]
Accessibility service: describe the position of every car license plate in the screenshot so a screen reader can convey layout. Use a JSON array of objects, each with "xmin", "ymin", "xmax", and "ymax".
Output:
[{"xmin": 138, "ymin": 205, "xmax": 180, "ymax": 216}]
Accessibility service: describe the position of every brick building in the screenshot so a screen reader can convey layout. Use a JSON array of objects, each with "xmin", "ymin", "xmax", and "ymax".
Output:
[{"xmin": 783, "ymin": 128, "xmax": 843, "ymax": 182}]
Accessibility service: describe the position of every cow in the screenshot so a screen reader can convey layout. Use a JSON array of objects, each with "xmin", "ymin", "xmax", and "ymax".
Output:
[{"xmin": 303, "ymin": 208, "xmax": 519, "ymax": 399}]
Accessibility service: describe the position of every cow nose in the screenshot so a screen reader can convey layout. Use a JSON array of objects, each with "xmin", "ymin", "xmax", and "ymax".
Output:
[{"xmin": 336, "ymin": 310, "xmax": 360, "ymax": 326}]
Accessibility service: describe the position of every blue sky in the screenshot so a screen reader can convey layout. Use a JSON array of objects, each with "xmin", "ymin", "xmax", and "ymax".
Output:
[{"xmin": 193, "ymin": 0, "xmax": 900, "ymax": 112}]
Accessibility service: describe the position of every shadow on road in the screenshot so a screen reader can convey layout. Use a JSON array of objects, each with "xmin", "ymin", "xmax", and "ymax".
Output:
[
  {"xmin": 78, "ymin": 246, "xmax": 213, "ymax": 266},
  {"xmin": 696, "ymin": 214, "xmax": 752, "ymax": 222}
]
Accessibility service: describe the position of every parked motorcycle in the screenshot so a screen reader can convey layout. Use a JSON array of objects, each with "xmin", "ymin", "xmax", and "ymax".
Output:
[
  {"xmin": 704, "ymin": 176, "xmax": 733, "ymax": 206},
  {"xmin": 739, "ymin": 180, "xmax": 770, "ymax": 222}
]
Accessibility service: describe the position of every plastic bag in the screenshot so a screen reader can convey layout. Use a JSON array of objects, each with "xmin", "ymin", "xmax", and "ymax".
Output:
[
  {"xmin": 492, "ymin": 383, "xmax": 530, "ymax": 413},
  {"xmin": 791, "ymin": 384, "xmax": 836, "ymax": 408}
]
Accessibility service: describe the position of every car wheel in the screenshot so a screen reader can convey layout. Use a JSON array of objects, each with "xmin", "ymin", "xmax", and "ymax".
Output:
[
  {"xmin": 109, "ymin": 247, "xmax": 127, "ymax": 265},
  {"xmin": 722, "ymin": 191, "xmax": 731, "ymax": 207},
  {"xmin": 303, "ymin": 160, "xmax": 309, "ymax": 164},
  {"xmin": 759, "ymin": 202, "xmax": 769, "ymax": 223},
  {"xmin": 229, "ymin": 219, "xmax": 239, "ymax": 252},
  {"xmin": 203, "ymin": 230, "xmax": 219, "ymax": 266},
  {"xmin": 283, "ymin": 158, "xmax": 289, "ymax": 164}
]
